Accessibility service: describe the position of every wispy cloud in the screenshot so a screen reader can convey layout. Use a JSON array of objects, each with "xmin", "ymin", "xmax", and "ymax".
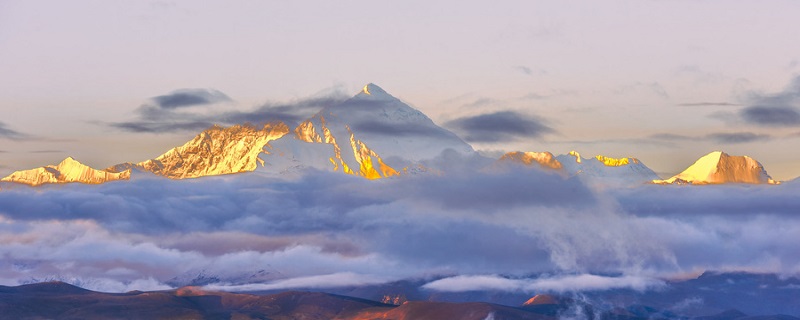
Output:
[
  {"xmin": 109, "ymin": 90, "xmax": 346, "ymax": 133},
  {"xmin": 513, "ymin": 66, "xmax": 547, "ymax": 77},
  {"xmin": 677, "ymin": 102, "xmax": 738, "ymax": 107},
  {"xmin": 649, "ymin": 131, "xmax": 772, "ymax": 144},
  {"xmin": 423, "ymin": 274, "xmax": 664, "ymax": 293},
  {"xmin": 0, "ymin": 122, "xmax": 32, "ymax": 141},
  {"xmin": 705, "ymin": 132, "xmax": 771, "ymax": 144},
  {"xmin": 445, "ymin": 111, "xmax": 555, "ymax": 143}
]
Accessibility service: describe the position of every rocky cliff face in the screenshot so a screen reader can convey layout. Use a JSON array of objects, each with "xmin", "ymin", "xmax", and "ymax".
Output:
[{"xmin": 1, "ymin": 157, "xmax": 130, "ymax": 186}]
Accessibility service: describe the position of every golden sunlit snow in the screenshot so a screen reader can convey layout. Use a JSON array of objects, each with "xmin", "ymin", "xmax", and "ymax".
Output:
[
  {"xmin": 653, "ymin": 151, "xmax": 779, "ymax": 185},
  {"xmin": 1, "ymin": 157, "xmax": 130, "ymax": 186}
]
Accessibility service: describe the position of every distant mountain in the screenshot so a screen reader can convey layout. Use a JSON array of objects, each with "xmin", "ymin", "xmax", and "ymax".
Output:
[
  {"xmin": 0, "ymin": 157, "xmax": 130, "ymax": 186},
  {"xmin": 109, "ymin": 123, "xmax": 289, "ymax": 179},
  {"xmin": 104, "ymin": 83, "xmax": 474, "ymax": 181},
  {"xmin": 3, "ymin": 277, "xmax": 799, "ymax": 320},
  {"xmin": 554, "ymin": 151, "xmax": 660, "ymax": 187},
  {"xmin": 497, "ymin": 151, "xmax": 563, "ymax": 170},
  {"xmin": 0, "ymin": 85, "xmax": 792, "ymax": 187},
  {"xmin": 260, "ymin": 83, "xmax": 475, "ymax": 178},
  {"xmin": 653, "ymin": 151, "xmax": 779, "ymax": 185}
]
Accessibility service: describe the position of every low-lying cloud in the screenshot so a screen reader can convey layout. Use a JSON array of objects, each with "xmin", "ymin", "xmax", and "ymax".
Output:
[
  {"xmin": 422, "ymin": 274, "xmax": 664, "ymax": 293},
  {"xmin": 1, "ymin": 164, "xmax": 799, "ymax": 293}
]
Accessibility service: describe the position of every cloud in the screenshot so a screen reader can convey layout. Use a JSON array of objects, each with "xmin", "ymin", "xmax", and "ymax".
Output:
[
  {"xmin": 648, "ymin": 133, "xmax": 692, "ymax": 141},
  {"xmin": 205, "ymin": 272, "xmax": 390, "ymax": 292},
  {"xmin": 445, "ymin": 111, "xmax": 555, "ymax": 143},
  {"xmin": 648, "ymin": 132, "xmax": 771, "ymax": 144},
  {"xmin": 151, "ymin": 88, "xmax": 231, "ymax": 109},
  {"xmin": 738, "ymin": 76, "xmax": 800, "ymax": 126},
  {"xmin": 677, "ymin": 102, "xmax": 738, "ymax": 107},
  {"xmin": 0, "ymin": 122, "xmax": 31, "ymax": 141},
  {"xmin": 740, "ymin": 106, "xmax": 800, "ymax": 126},
  {"xmin": 705, "ymin": 132, "xmax": 771, "ymax": 144},
  {"xmin": 109, "ymin": 91, "xmax": 345, "ymax": 133},
  {"xmin": 422, "ymin": 274, "xmax": 664, "ymax": 293},
  {"xmin": 2, "ymin": 165, "xmax": 800, "ymax": 293},
  {"xmin": 110, "ymin": 121, "xmax": 215, "ymax": 133},
  {"xmin": 514, "ymin": 66, "xmax": 547, "ymax": 77}
]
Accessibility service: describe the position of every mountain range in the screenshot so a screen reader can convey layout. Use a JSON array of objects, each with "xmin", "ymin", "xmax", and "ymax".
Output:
[
  {"xmin": 2, "ymin": 276, "xmax": 798, "ymax": 320},
  {"xmin": 0, "ymin": 84, "xmax": 783, "ymax": 188}
]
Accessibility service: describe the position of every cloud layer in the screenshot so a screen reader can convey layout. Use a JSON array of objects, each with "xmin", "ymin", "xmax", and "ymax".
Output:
[{"xmin": 1, "ymin": 165, "xmax": 799, "ymax": 293}]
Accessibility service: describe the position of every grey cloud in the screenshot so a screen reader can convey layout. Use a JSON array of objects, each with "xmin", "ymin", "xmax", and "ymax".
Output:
[
  {"xmin": 677, "ymin": 102, "xmax": 738, "ymax": 107},
  {"xmin": 445, "ymin": 111, "xmax": 555, "ymax": 143},
  {"xmin": 514, "ymin": 66, "xmax": 547, "ymax": 76},
  {"xmin": 648, "ymin": 133, "xmax": 692, "ymax": 141},
  {"xmin": 109, "ymin": 92, "xmax": 345, "ymax": 133},
  {"xmin": 0, "ymin": 122, "xmax": 31, "ymax": 141},
  {"xmin": 110, "ymin": 120, "xmax": 215, "ymax": 133},
  {"xmin": 648, "ymin": 132, "xmax": 771, "ymax": 144},
  {"xmin": 738, "ymin": 76, "xmax": 800, "ymax": 126},
  {"xmin": 705, "ymin": 132, "xmax": 771, "ymax": 144},
  {"xmin": 740, "ymin": 106, "xmax": 800, "ymax": 126},
  {"xmin": 151, "ymin": 88, "xmax": 231, "ymax": 109},
  {"xmin": 220, "ymin": 96, "xmax": 346, "ymax": 126}
]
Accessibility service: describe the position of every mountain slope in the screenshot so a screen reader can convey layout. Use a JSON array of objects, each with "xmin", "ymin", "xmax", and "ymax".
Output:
[
  {"xmin": 112, "ymin": 123, "xmax": 289, "ymax": 179},
  {"xmin": 653, "ymin": 151, "xmax": 778, "ymax": 185},
  {"xmin": 260, "ymin": 83, "xmax": 475, "ymax": 178},
  {"xmin": 498, "ymin": 151, "xmax": 563, "ymax": 170},
  {"xmin": 1, "ymin": 157, "xmax": 130, "ymax": 186}
]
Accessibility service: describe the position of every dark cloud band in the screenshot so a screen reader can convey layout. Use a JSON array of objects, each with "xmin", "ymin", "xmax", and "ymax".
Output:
[{"xmin": 445, "ymin": 111, "xmax": 554, "ymax": 143}]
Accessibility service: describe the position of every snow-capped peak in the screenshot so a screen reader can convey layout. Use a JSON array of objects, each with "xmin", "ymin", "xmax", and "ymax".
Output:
[
  {"xmin": 355, "ymin": 83, "xmax": 393, "ymax": 100},
  {"xmin": 653, "ymin": 151, "xmax": 778, "ymax": 185},
  {"xmin": 1, "ymin": 157, "xmax": 130, "ymax": 186},
  {"xmin": 555, "ymin": 150, "xmax": 660, "ymax": 187}
]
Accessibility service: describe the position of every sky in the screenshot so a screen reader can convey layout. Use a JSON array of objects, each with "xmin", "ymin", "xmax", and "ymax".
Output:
[
  {"xmin": 1, "ymin": 0, "xmax": 800, "ymax": 180},
  {"xmin": 1, "ymin": 0, "xmax": 800, "ymax": 296}
]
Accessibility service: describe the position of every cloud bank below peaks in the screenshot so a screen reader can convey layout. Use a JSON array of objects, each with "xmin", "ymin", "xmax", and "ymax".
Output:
[{"xmin": 1, "ymin": 164, "xmax": 799, "ymax": 292}]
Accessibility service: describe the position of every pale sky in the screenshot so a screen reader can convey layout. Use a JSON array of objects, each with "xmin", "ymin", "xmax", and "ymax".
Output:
[{"xmin": 1, "ymin": 0, "xmax": 799, "ymax": 179}]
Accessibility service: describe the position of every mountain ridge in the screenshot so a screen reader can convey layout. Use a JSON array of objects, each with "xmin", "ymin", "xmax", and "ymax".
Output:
[{"xmin": 0, "ymin": 84, "xmax": 787, "ymax": 187}]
